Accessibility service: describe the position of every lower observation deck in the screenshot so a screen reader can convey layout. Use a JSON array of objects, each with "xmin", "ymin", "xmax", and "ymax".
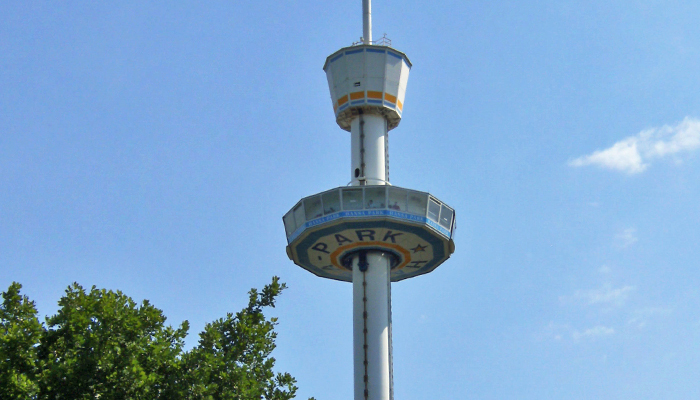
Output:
[{"xmin": 284, "ymin": 185, "xmax": 456, "ymax": 282}]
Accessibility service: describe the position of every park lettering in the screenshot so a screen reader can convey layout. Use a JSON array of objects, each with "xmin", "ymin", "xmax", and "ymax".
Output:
[{"xmin": 312, "ymin": 229, "xmax": 404, "ymax": 252}]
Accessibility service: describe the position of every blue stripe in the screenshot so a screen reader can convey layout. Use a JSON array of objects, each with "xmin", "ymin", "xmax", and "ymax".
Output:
[
  {"xmin": 338, "ymin": 103, "xmax": 349, "ymax": 111},
  {"xmin": 345, "ymin": 49, "xmax": 363, "ymax": 55},
  {"xmin": 351, "ymin": 100, "xmax": 365, "ymax": 105},
  {"xmin": 426, "ymin": 219, "xmax": 451, "ymax": 237},
  {"xmin": 383, "ymin": 101, "xmax": 396, "ymax": 107},
  {"xmin": 330, "ymin": 54, "xmax": 343, "ymax": 63},
  {"xmin": 288, "ymin": 225, "xmax": 306, "ymax": 242},
  {"xmin": 367, "ymin": 99, "xmax": 383, "ymax": 104},
  {"xmin": 366, "ymin": 48, "xmax": 385, "ymax": 54}
]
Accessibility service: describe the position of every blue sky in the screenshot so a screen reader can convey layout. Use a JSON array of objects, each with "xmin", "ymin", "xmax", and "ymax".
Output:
[{"xmin": 2, "ymin": 1, "xmax": 700, "ymax": 399}]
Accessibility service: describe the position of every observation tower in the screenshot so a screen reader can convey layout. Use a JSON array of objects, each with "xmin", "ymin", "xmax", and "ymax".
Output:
[{"xmin": 282, "ymin": 1, "xmax": 455, "ymax": 399}]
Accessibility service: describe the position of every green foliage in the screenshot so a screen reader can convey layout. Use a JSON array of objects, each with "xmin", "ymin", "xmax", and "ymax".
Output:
[
  {"xmin": 181, "ymin": 278, "xmax": 298, "ymax": 400},
  {"xmin": 0, "ymin": 277, "xmax": 312, "ymax": 400},
  {"xmin": 38, "ymin": 283, "xmax": 188, "ymax": 400},
  {"xmin": 1, "ymin": 283, "xmax": 43, "ymax": 399}
]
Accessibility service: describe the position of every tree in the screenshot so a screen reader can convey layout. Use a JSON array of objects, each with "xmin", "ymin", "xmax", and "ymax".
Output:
[
  {"xmin": 0, "ymin": 277, "xmax": 313, "ymax": 400},
  {"xmin": 37, "ymin": 283, "xmax": 188, "ymax": 400},
  {"xmin": 180, "ymin": 278, "xmax": 300, "ymax": 400},
  {"xmin": 0, "ymin": 283, "xmax": 43, "ymax": 399}
]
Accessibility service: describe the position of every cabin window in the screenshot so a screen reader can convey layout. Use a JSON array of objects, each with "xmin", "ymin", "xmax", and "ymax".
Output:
[
  {"xmin": 283, "ymin": 210, "xmax": 296, "ymax": 236},
  {"xmin": 322, "ymin": 190, "xmax": 341, "ymax": 215},
  {"xmin": 407, "ymin": 191, "xmax": 428, "ymax": 216},
  {"xmin": 365, "ymin": 186, "xmax": 386, "ymax": 209},
  {"xmin": 342, "ymin": 188, "xmax": 363, "ymax": 210},
  {"xmin": 388, "ymin": 187, "xmax": 407, "ymax": 211},
  {"xmin": 304, "ymin": 195, "xmax": 323, "ymax": 220},
  {"xmin": 293, "ymin": 203, "xmax": 305, "ymax": 229},
  {"xmin": 428, "ymin": 198, "xmax": 441, "ymax": 222},
  {"xmin": 439, "ymin": 205, "xmax": 454, "ymax": 230}
]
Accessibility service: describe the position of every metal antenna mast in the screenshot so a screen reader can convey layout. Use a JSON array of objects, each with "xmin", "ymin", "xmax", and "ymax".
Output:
[{"xmin": 363, "ymin": 0, "xmax": 372, "ymax": 44}]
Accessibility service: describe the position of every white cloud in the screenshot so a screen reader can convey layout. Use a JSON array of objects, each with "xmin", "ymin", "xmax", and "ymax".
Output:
[
  {"xmin": 541, "ymin": 322, "xmax": 616, "ymax": 342},
  {"xmin": 598, "ymin": 265, "xmax": 611, "ymax": 274},
  {"xmin": 614, "ymin": 228, "xmax": 638, "ymax": 248},
  {"xmin": 542, "ymin": 321, "xmax": 570, "ymax": 341},
  {"xmin": 569, "ymin": 117, "xmax": 700, "ymax": 173},
  {"xmin": 569, "ymin": 283, "xmax": 635, "ymax": 307},
  {"xmin": 586, "ymin": 285, "xmax": 634, "ymax": 306},
  {"xmin": 628, "ymin": 307, "xmax": 672, "ymax": 329},
  {"xmin": 573, "ymin": 325, "xmax": 615, "ymax": 341},
  {"xmin": 569, "ymin": 137, "xmax": 646, "ymax": 173}
]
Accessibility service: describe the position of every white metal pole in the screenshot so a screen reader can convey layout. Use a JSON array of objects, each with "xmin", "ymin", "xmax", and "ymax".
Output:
[
  {"xmin": 353, "ymin": 8, "xmax": 391, "ymax": 395},
  {"xmin": 363, "ymin": 0, "xmax": 372, "ymax": 44},
  {"xmin": 353, "ymin": 251, "xmax": 393, "ymax": 400},
  {"xmin": 350, "ymin": 114, "xmax": 388, "ymax": 186}
]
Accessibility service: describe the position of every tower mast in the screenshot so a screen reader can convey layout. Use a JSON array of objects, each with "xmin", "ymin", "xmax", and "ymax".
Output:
[{"xmin": 283, "ymin": 2, "xmax": 456, "ymax": 399}]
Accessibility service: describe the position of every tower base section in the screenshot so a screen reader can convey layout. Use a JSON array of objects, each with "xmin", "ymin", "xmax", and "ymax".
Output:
[{"xmin": 353, "ymin": 251, "xmax": 393, "ymax": 400}]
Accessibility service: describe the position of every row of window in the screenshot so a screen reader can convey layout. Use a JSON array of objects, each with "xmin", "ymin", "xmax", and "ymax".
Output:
[{"xmin": 284, "ymin": 186, "xmax": 455, "ymax": 237}]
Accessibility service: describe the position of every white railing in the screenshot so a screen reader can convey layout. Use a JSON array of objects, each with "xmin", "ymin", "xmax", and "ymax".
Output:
[{"xmin": 353, "ymin": 33, "xmax": 391, "ymax": 47}]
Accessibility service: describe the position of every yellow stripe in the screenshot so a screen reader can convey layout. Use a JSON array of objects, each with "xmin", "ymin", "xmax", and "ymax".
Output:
[
  {"xmin": 337, "ymin": 95, "xmax": 349, "ymax": 106},
  {"xmin": 350, "ymin": 91, "xmax": 365, "ymax": 100},
  {"xmin": 384, "ymin": 93, "xmax": 397, "ymax": 103},
  {"xmin": 367, "ymin": 91, "xmax": 383, "ymax": 99},
  {"xmin": 397, "ymin": 100, "xmax": 403, "ymax": 111}
]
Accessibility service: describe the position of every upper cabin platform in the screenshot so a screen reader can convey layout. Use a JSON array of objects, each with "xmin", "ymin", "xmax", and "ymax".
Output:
[{"xmin": 324, "ymin": 45, "xmax": 411, "ymax": 131}]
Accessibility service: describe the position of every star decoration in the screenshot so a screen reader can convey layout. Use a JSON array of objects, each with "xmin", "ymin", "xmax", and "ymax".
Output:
[{"xmin": 410, "ymin": 244, "xmax": 428, "ymax": 253}]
